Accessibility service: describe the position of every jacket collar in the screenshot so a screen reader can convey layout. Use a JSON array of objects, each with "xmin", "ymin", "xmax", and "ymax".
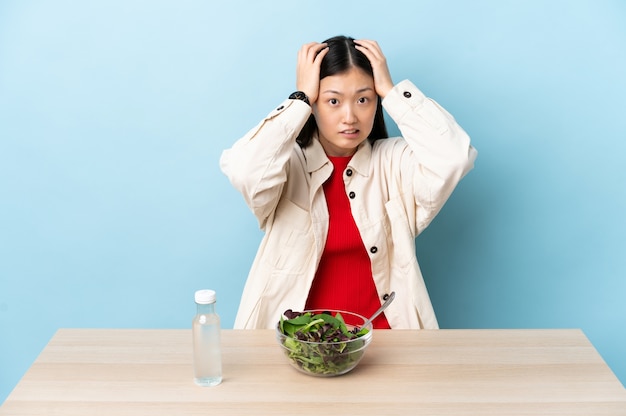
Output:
[{"xmin": 303, "ymin": 136, "xmax": 372, "ymax": 177}]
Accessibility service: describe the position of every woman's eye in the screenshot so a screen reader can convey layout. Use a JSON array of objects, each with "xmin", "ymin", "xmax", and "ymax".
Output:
[
  {"xmin": 358, "ymin": 97, "xmax": 368, "ymax": 104},
  {"xmin": 329, "ymin": 98, "xmax": 339, "ymax": 105}
]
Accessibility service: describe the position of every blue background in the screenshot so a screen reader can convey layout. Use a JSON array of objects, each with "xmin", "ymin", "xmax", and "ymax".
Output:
[{"xmin": 1, "ymin": 0, "xmax": 625, "ymax": 402}]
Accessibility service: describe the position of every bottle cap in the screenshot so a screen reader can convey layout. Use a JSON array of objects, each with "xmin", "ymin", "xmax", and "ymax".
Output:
[{"xmin": 194, "ymin": 289, "xmax": 216, "ymax": 304}]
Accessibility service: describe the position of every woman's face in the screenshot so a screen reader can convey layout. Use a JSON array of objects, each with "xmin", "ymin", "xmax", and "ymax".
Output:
[{"xmin": 313, "ymin": 67, "xmax": 377, "ymax": 157}]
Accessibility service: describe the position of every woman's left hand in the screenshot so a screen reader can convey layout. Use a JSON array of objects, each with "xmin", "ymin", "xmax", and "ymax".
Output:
[{"xmin": 354, "ymin": 39, "xmax": 394, "ymax": 99}]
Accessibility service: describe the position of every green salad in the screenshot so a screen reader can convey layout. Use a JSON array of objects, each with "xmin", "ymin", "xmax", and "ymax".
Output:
[{"xmin": 278, "ymin": 309, "xmax": 370, "ymax": 375}]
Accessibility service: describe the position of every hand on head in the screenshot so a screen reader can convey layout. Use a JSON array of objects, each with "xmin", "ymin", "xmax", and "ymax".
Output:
[
  {"xmin": 296, "ymin": 42, "xmax": 328, "ymax": 104},
  {"xmin": 296, "ymin": 38, "xmax": 394, "ymax": 104},
  {"xmin": 353, "ymin": 39, "xmax": 394, "ymax": 99}
]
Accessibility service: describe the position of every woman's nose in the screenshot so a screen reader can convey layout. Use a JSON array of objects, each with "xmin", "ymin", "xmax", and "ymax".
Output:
[{"xmin": 343, "ymin": 104, "xmax": 357, "ymax": 123}]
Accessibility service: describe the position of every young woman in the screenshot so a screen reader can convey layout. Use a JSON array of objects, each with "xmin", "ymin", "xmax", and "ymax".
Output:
[{"xmin": 220, "ymin": 35, "xmax": 477, "ymax": 329}]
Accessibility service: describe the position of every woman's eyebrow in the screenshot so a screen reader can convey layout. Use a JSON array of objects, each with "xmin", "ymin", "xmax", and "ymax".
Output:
[{"xmin": 321, "ymin": 87, "xmax": 374, "ymax": 95}]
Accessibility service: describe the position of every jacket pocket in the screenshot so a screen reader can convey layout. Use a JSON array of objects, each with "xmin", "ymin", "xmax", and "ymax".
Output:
[
  {"xmin": 263, "ymin": 198, "xmax": 314, "ymax": 274},
  {"xmin": 384, "ymin": 195, "xmax": 416, "ymax": 269}
]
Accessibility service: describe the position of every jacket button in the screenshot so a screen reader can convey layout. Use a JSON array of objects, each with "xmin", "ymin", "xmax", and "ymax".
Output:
[
  {"xmin": 370, "ymin": 246, "xmax": 378, "ymax": 254},
  {"xmin": 348, "ymin": 191, "xmax": 356, "ymax": 199},
  {"xmin": 383, "ymin": 293, "xmax": 390, "ymax": 301},
  {"xmin": 403, "ymin": 91, "xmax": 412, "ymax": 98},
  {"xmin": 346, "ymin": 169, "xmax": 353, "ymax": 177},
  {"xmin": 276, "ymin": 105, "xmax": 284, "ymax": 111}
]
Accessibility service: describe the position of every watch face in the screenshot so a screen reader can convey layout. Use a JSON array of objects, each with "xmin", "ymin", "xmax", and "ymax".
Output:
[{"xmin": 290, "ymin": 91, "xmax": 309, "ymax": 105}]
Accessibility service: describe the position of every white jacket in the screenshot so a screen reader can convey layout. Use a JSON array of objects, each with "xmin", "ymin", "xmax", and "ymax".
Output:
[{"xmin": 220, "ymin": 80, "xmax": 477, "ymax": 329}]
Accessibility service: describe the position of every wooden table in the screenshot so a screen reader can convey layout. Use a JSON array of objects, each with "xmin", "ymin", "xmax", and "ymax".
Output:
[{"xmin": 1, "ymin": 329, "xmax": 625, "ymax": 415}]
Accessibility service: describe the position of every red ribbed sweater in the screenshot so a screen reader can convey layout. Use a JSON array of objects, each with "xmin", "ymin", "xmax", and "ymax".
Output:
[{"xmin": 305, "ymin": 156, "xmax": 390, "ymax": 329}]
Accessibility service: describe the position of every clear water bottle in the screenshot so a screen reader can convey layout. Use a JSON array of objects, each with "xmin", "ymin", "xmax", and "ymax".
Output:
[{"xmin": 192, "ymin": 289, "xmax": 222, "ymax": 386}]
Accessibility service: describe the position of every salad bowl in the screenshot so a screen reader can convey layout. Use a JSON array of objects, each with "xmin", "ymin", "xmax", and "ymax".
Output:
[{"xmin": 275, "ymin": 309, "xmax": 373, "ymax": 377}]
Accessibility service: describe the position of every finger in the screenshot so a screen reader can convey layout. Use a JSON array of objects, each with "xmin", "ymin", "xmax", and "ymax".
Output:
[
  {"xmin": 298, "ymin": 42, "xmax": 318, "ymax": 61},
  {"xmin": 307, "ymin": 43, "xmax": 328, "ymax": 61},
  {"xmin": 313, "ymin": 45, "xmax": 329, "ymax": 64},
  {"xmin": 354, "ymin": 39, "xmax": 380, "ymax": 49},
  {"xmin": 300, "ymin": 42, "xmax": 327, "ymax": 61},
  {"xmin": 354, "ymin": 40, "xmax": 384, "ymax": 60}
]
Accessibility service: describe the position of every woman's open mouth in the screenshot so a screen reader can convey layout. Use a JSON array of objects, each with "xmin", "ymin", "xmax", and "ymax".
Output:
[{"xmin": 340, "ymin": 129, "xmax": 360, "ymax": 139}]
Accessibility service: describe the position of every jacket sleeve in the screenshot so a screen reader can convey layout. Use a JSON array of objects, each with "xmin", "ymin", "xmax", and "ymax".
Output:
[
  {"xmin": 382, "ymin": 80, "xmax": 477, "ymax": 234},
  {"xmin": 219, "ymin": 99, "xmax": 312, "ymax": 230}
]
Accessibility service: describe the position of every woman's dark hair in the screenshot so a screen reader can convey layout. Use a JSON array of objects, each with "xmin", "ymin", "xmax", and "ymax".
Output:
[{"xmin": 296, "ymin": 35, "xmax": 388, "ymax": 148}]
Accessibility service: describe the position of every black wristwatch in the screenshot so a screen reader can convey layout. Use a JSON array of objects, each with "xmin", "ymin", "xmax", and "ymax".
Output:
[{"xmin": 289, "ymin": 91, "xmax": 310, "ymax": 106}]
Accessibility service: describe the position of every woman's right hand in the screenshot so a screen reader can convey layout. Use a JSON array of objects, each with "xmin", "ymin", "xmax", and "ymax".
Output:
[{"xmin": 296, "ymin": 42, "xmax": 328, "ymax": 105}]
